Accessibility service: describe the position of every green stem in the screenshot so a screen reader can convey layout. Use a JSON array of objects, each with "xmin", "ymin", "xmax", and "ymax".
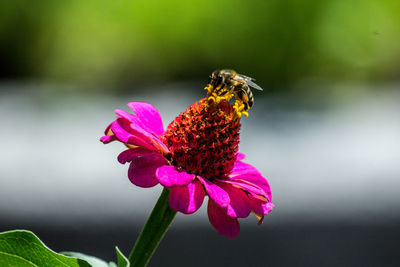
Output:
[{"xmin": 128, "ymin": 187, "xmax": 177, "ymax": 267}]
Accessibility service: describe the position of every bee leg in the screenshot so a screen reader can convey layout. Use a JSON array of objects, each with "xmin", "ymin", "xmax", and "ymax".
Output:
[{"xmin": 219, "ymin": 89, "xmax": 228, "ymax": 96}]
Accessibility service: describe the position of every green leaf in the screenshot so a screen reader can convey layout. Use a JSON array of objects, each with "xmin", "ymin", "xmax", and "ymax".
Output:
[
  {"xmin": 0, "ymin": 230, "xmax": 90, "ymax": 267},
  {"xmin": 115, "ymin": 247, "xmax": 129, "ymax": 267},
  {"xmin": 62, "ymin": 252, "xmax": 115, "ymax": 267}
]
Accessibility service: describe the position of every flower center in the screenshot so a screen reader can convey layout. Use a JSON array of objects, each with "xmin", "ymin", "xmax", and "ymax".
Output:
[{"xmin": 163, "ymin": 98, "xmax": 241, "ymax": 180}]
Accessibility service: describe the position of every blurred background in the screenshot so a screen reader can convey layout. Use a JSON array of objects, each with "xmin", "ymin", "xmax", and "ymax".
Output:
[{"xmin": 1, "ymin": 0, "xmax": 400, "ymax": 266}]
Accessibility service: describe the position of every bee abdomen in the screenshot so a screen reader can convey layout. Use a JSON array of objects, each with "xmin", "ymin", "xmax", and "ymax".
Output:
[{"xmin": 247, "ymin": 88, "xmax": 254, "ymax": 109}]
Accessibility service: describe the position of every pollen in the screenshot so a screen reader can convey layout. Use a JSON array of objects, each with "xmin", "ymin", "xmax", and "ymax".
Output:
[
  {"xmin": 205, "ymin": 85, "xmax": 248, "ymax": 118},
  {"xmin": 163, "ymin": 98, "xmax": 241, "ymax": 180},
  {"xmin": 233, "ymin": 101, "xmax": 249, "ymax": 118}
]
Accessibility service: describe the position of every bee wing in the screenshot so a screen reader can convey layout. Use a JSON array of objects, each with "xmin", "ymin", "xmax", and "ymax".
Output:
[
  {"xmin": 246, "ymin": 79, "xmax": 263, "ymax": 91},
  {"xmin": 239, "ymin": 74, "xmax": 256, "ymax": 81},
  {"xmin": 237, "ymin": 74, "xmax": 263, "ymax": 91}
]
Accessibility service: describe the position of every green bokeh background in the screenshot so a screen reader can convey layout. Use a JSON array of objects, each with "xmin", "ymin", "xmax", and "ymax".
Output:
[
  {"xmin": 1, "ymin": 2, "xmax": 400, "ymax": 266},
  {"xmin": 1, "ymin": 0, "xmax": 399, "ymax": 93}
]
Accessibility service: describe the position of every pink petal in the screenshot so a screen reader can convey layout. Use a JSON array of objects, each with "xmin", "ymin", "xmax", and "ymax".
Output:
[
  {"xmin": 168, "ymin": 180, "xmax": 205, "ymax": 214},
  {"xmin": 116, "ymin": 115, "xmax": 169, "ymax": 154},
  {"xmin": 100, "ymin": 123, "xmax": 116, "ymax": 144},
  {"xmin": 117, "ymin": 148, "xmax": 157, "ymax": 164},
  {"xmin": 100, "ymin": 134, "xmax": 116, "ymax": 144},
  {"xmin": 115, "ymin": 116, "xmax": 155, "ymax": 146},
  {"xmin": 235, "ymin": 175, "xmax": 271, "ymax": 201},
  {"xmin": 197, "ymin": 176, "xmax": 230, "ymax": 208},
  {"xmin": 112, "ymin": 117, "xmax": 168, "ymax": 154},
  {"xmin": 111, "ymin": 119, "xmax": 155, "ymax": 150},
  {"xmin": 217, "ymin": 182, "xmax": 252, "ymax": 218},
  {"xmin": 115, "ymin": 109, "xmax": 152, "ymax": 133},
  {"xmin": 128, "ymin": 153, "xmax": 167, "ymax": 188},
  {"xmin": 230, "ymin": 161, "xmax": 272, "ymax": 201},
  {"xmin": 237, "ymin": 153, "xmax": 246, "ymax": 161},
  {"xmin": 103, "ymin": 122, "xmax": 113, "ymax": 135},
  {"xmin": 127, "ymin": 102, "xmax": 164, "ymax": 136},
  {"xmin": 250, "ymin": 199, "xmax": 274, "ymax": 225},
  {"xmin": 207, "ymin": 200, "xmax": 240, "ymax": 238},
  {"xmin": 109, "ymin": 119, "xmax": 132, "ymax": 144},
  {"xmin": 115, "ymin": 108, "xmax": 164, "ymax": 143},
  {"xmin": 156, "ymin": 166, "xmax": 196, "ymax": 187},
  {"xmin": 218, "ymin": 178, "xmax": 268, "ymax": 202},
  {"xmin": 250, "ymin": 197, "xmax": 275, "ymax": 216},
  {"xmin": 263, "ymin": 202, "xmax": 275, "ymax": 214},
  {"xmin": 231, "ymin": 161, "xmax": 261, "ymax": 177}
]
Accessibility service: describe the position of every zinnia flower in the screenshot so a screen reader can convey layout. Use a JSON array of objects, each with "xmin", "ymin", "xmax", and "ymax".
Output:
[{"xmin": 101, "ymin": 89, "xmax": 274, "ymax": 238}]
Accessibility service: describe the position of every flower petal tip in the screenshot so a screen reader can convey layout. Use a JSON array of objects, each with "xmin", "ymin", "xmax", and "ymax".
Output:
[
  {"xmin": 237, "ymin": 152, "xmax": 246, "ymax": 161},
  {"xmin": 127, "ymin": 102, "xmax": 164, "ymax": 136},
  {"xmin": 208, "ymin": 200, "xmax": 240, "ymax": 238},
  {"xmin": 117, "ymin": 148, "xmax": 157, "ymax": 164},
  {"xmin": 168, "ymin": 180, "xmax": 205, "ymax": 214},
  {"xmin": 100, "ymin": 135, "xmax": 115, "ymax": 144},
  {"xmin": 197, "ymin": 177, "xmax": 230, "ymax": 208},
  {"xmin": 156, "ymin": 166, "xmax": 196, "ymax": 187},
  {"xmin": 127, "ymin": 154, "xmax": 167, "ymax": 188}
]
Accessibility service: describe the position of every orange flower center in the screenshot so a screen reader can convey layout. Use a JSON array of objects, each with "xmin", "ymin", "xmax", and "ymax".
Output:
[{"xmin": 163, "ymin": 98, "xmax": 241, "ymax": 180}]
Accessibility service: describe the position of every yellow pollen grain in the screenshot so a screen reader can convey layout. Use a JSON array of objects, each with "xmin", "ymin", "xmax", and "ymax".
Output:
[
  {"xmin": 232, "ymin": 101, "xmax": 248, "ymax": 118},
  {"xmin": 205, "ymin": 84, "xmax": 248, "ymax": 118},
  {"xmin": 204, "ymin": 84, "xmax": 213, "ymax": 95}
]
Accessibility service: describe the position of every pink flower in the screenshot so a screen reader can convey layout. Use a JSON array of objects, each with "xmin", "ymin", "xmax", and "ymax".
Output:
[{"xmin": 101, "ymin": 99, "xmax": 274, "ymax": 238}]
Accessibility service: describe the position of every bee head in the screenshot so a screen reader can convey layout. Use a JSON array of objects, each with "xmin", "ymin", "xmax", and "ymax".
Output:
[{"xmin": 209, "ymin": 70, "xmax": 223, "ymax": 87}]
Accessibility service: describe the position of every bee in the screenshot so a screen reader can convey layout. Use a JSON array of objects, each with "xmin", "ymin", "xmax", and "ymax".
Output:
[{"xmin": 208, "ymin": 69, "xmax": 263, "ymax": 111}]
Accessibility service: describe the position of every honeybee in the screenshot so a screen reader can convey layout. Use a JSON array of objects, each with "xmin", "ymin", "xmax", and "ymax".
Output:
[{"xmin": 208, "ymin": 69, "xmax": 263, "ymax": 111}]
